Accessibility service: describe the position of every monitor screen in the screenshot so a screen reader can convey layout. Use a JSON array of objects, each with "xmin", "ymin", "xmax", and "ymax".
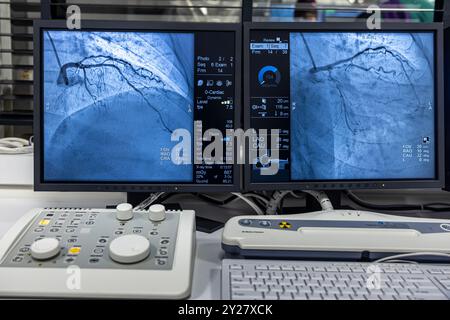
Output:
[
  {"xmin": 39, "ymin": 24, "xmax": 238, "ymax": 189},
  {"xmin": 247, "ymin": 27, "xmax": 439, "ymax": 188}
]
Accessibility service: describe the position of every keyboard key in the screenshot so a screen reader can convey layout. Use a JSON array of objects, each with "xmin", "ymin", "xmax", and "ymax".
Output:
[
  {"xmin": 438, "ymin": 280, "xmax": 450, "ymax": 290},
  {"xmin": 284, "ymin": 286, "xmax": 298, "ymax": 293},
  {"xmin": 307, "ymin": 293, "xmax": 323, "ymax": 300},
  {"xmin": 268, "ymin": 285, "xmax": 283, "ymax": 292},
  {"xmin": 326, "ymin": 288, "xmax": 341, "ymax": 295},
  {"xmin": 231, "ymin": 284, "xmax": 254, "ymax": 292},
  {"xmin": 231, "ymin": 278, "xmax": 251, "ymax": 285},
  {"xmin": 292, "ymin": 293, "xmax": 308, "ymax": 299},
  {"xmin": 255, "ymin": 285, "xmax": 270, "ymax": 293},
  {"xmin": 279, "ymin": 293, "xmax": 293, "ymax": 300},
  {"xmin": 265, "ymin": 279, "xmax": 278, "ymax": 286},
  {"xmin": 230, "ymin": 264, "xmax": 243, "ymax": 270},
  {"xmin": 251, "ymin": 279, "xmax": 265, "ymax": 286},
  {"xmin": 325, "ymin": 266, "xmax": 339, "ymax": 272},
  {"xmin": 268, "ymin": 265, "xmax": 281, "ymax": 271},
  {"xmin": 293, "ymin": 266, "xmax": 307, "ymax": 271},
  {"xmin": 264, "ymin": 293, "xmax": 278, "ymax": 300},
  {"xmin": 232, "ymin": 292, "xmax": 263, "ymax": 300},
  {"xmin": 255, "ymin": 265, "xmax": 268, "ymax": 270},
  {"xmin": 281, "ymin": 265, "xmax": 294, "ymax": 271}
]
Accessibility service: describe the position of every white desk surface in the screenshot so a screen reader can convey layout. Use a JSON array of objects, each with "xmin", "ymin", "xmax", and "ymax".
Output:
[{"xmin": 0, "ymin": 186, "xmax": 224, "ymax": 300}]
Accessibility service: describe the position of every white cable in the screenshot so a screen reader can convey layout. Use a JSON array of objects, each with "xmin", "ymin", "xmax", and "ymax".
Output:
[
  {"xmin": 0, "ymin": 137, "xmax": 33, "ymax": 154},
  {"xmin": 265, "ymin": 190, "xmax": 291, "ymax": 215},
  {"xmin": 374, "ymin": 252, "xmax": 450, "ymax": 264},
  {"xmin": 301, "ymin": 190, "xmax": 334, "ymax": 211},
  {"xmin": 243, "ymin": 193, "xmax": 269, "ymax": 205},
  {"xmin": 288, "ymin": 191, "xmax": 303, "ymax": 199},
  {"xmin": 135, "ymin": 192, "xmax": 165, "ymax": 211},
  {"xmin": 231, "ymin": 192, "xmax": 264, "ymax": 216}
]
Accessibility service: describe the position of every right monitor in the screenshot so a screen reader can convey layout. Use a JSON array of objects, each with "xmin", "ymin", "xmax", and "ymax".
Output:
[{"xmin": 245, "ymin": 23, "xmax": 444, "ymax": 190}]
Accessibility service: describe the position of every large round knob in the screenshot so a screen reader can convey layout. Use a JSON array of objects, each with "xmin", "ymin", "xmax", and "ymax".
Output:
[
  {"xmin": 149, "ymin": 204, "xmax": 166, "ymax": 222},
  {"xmin": 30, "ymin": 238, "xmax": 61, "ymax": 260},
  {"xmin": 109, "ymin": 234, "xmax": 150, "ymax": 264},
  {"xmin": 116, "ymin": 203, "xmax": 133, "ymax": 221}
]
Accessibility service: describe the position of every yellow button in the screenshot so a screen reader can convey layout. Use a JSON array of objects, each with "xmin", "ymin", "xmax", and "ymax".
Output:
[
  {"xmin": 279, "ymin": 221, "xmax": 292, "ymax": 229},
  {"xmin": 68, "ymin": 247, "xmax": 81, "ymax": 255},
  {"xmin": 38, "ymin": 219, "xmax": 50, "ymax": 226}
]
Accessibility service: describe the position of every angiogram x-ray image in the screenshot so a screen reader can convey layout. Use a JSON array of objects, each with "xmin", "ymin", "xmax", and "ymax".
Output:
[
  {"xmin": 290, "ymin": 32, "xmax": 435, "ymax": 181},
  {"xmin": 43, "ymin": 30, "xmax": 194, "ymax": 182}
]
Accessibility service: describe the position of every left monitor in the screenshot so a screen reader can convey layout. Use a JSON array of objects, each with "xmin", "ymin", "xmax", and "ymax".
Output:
[{"xmin": 34, "ymin": 20, "xmax": 241, "ymax": 192}]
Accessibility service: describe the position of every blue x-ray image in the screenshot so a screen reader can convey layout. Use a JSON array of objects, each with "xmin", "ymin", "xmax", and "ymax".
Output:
[
  {"xmin": 290, "ymin": 32, "xmax": 435, "ymax": 181},
  {"xmin": 43, "ymin": 30, "xmax": 194, "ymax": 182}
]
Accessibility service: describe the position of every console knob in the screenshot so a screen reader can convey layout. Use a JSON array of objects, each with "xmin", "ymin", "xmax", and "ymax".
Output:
[
  {"xmin": 109, "ymin": 234, "xmax": 150, "ymax": 264},
  {"xmin": 149, "ymin": 204, "xmax": 166, "ymax": 222},
  {"xmin": 116, "ymin": 203, "xmax": 133, "ymax": 221},
  {"xmin": 30, "ymin": 237, "xmax": 61, "ymax": 260}
]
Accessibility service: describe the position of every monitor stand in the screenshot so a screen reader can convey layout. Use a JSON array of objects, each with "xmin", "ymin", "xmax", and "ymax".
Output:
[{"xmin": 126, "ymin": 192, "xmax": 224, "ymax": 233}]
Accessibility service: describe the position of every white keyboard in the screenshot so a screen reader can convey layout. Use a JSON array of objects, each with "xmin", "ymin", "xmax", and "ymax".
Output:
[{"xmin": 222, "ymin": 259, "xmax": 450, "ymax": 300}]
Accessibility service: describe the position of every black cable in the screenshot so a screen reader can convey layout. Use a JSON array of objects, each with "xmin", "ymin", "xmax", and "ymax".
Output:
[
  {"xmin": 155, "ymin": 192, "xmax": 177, "ymax": 204},
  {"xmin": 345, "ymin": 191, "xmax": 450, "ymax": 212},
  {"xmin": 192, "ymin": 193, "xmax": 238, "ymax": 205}
]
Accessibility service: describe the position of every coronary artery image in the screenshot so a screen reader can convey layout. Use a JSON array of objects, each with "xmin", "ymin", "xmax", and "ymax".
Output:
[
  {"xmin": 43, "ymin": 30, "xmax": 194, "ymax": 182},
  {"xmin": 290, "ymin": 31, "xmax": 435, "ymax": 181}
]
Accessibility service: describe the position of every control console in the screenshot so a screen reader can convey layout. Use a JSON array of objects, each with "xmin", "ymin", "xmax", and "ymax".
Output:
[
  {"xmin": 0, "ymin": 204, "xmax": 196, "ymax": 299},
  {"xmin": 222, "ymin": 210, "xmax": 450, "ymax": 261}
]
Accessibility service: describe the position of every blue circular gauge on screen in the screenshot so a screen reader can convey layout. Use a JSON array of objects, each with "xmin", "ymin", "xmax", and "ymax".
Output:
[{"xmin": 258, "ymin": 65, "xmax": 281, "ymax": 87}]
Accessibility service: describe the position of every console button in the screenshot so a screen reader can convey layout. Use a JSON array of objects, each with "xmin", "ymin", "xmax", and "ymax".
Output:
[
  {"xmin": 259, "ymin": 220, "xmax": 271, "ymax": 227},
  {"xmin": 68, "ymin": 247, "xmax": 81, "ymax": 255},
  {"xmin": 116, "ymin": 203, "xmax": 134, "ymax": 221},
  {"xmin": 93, "ymin": 248, "xmax": 104, "ymax": 254},
  {"xmin": 109, "ymin": 235, "xmax": 150, "ymax": 264},
  {"xmin": 30, "ymin": 238, "xmax": 61, "ymax": 260},
  {"xmin": 149, "ymin": 204, "xmax": 166, "ymax": 222}
]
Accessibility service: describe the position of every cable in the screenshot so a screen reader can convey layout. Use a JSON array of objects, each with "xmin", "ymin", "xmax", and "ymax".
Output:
[
  {"xmin": 231, "ymin": 192, "xmax": 265, "ymax": 215},
  {"xmin": 242, "ymin": 193, "xmax": 270, "ymax": 205},
  {"xmin": 194, "ymin": 193, "xmax": 238, "ymax": 205},
  {"xmin": 302, "ymin": 190, "xmax": 334, "ymax": 211},
  {"xmin": 135, "ymin": 192, "xmax": 165, "ymax": 211},
  {"xmin": 266, "ymin": 190, "xmax": 291, "ymax": 215},
  {"xmin": 0, "ymin": 137, "xmax": 33, "ymax": 154},
  {"xmin": 374, "ymin": 252, "xmax": 450, "ymax": 264},
  {"xmin": 346, "ymin": 190, "xmax": 450, "ymax": 212},
  {"xmin": 288, "ymin": 191, "xmax": 304, "ymax": 199}
]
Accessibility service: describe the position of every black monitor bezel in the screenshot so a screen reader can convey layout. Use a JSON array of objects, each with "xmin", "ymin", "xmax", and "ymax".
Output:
[
  {"xmin": 34, "ymin": 19, "xmax": 242, "ymax": 193},
  {"xmin": 243, "ymin": 22, "xmax": 445, "ymax": 191}
]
